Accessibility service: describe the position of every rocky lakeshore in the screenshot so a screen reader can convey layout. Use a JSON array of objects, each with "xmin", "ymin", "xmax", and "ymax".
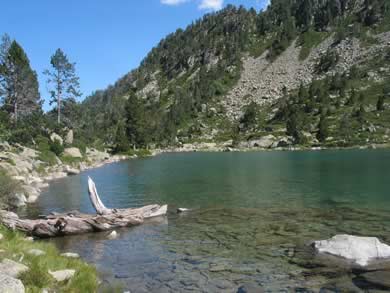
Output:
[
  {"xmin": 0, "ymin": 141, "xmax": 132, "ymax": 208},
  {"xmin": 2, "ymin": 137, "xmax": 389, "ymax": 210}
]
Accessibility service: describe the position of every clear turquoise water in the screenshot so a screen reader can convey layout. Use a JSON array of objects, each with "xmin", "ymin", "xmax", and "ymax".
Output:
[{"xmin": 27, "ymin": 150, "xmax": 390, "ymax": 292}]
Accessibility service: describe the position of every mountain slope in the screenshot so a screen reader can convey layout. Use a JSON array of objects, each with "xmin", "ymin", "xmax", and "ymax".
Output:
[{"xmin": 80, "ymin": 0, "xmax": 390, "ymax": 149}]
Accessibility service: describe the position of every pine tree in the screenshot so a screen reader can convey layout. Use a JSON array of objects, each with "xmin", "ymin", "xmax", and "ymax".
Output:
[
  {"xmin": 44, "ymin": 49, "xmax": 81, "ymax": 124},
  {"xmin": 347, "ymin": 88, "xmax": 357, "ymax": 106},
  {"xmin": 125, "ymin": 92, "xmax": 146, "ymax": 148},
  {"xmin": 114, "ymin": 122, "xmax": 130, "ymax": 153},
  {"xmin": 317, "ymin": 115, "xmax": 329, "ymax": 142},
  {"xmin": 377, "ymin": 95, "xmax": 385, "ymax": 111},
  {"xmin": 295, "ymin": 0, "xmax": 312, "ymax": 31},
  {"xmin": 0, "ymin": 37, "xmax": 41, "ymax": 121}
]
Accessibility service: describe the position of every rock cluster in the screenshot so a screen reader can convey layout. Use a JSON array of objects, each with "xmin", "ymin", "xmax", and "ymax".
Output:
[{"xmin": 0, "ymin": 142, "xmax": 129, "ymax": 208}]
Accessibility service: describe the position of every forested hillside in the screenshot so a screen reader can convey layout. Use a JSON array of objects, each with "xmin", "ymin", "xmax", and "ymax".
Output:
[
  {"xmin": 1, "ymin": 0, "xmax": 390, "ymax": 153},
  {"xmin": 79, "ymin": 0, "xmax": 390, "ymax": 150}
]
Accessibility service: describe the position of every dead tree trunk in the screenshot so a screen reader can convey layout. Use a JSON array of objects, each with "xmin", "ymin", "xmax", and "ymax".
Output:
[{"xmin": 0, "ymin": 177, "xmax": 168, "ymax": 238}]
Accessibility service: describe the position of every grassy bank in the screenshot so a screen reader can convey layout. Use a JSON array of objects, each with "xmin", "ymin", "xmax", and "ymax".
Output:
[{"xmin": 0, "ymin": 225, "xmax": 98, "ymax": 292}]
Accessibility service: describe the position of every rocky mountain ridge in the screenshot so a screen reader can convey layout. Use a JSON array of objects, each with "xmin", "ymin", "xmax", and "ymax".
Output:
[{"xmin": 79, "ymin": 0, "xmax": 390, "ymax": 149}]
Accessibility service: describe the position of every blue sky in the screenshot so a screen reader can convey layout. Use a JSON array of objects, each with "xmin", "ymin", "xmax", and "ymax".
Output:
[{"xmin": 0, "ymin": 0, "xmax": 269, "ymax": 110}]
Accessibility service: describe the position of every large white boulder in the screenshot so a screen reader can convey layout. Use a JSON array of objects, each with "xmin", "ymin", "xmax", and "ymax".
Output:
[
  {"xmin": 314, "ymin": 235, "xmax": 390, "ymax": 266},
  {"xmin": 63, "ymin": 147, "xmax": 82, "ymax": 158},
  {"xmin": 0, "ymin": 273, "xmax": 25, "ymax": 293}
]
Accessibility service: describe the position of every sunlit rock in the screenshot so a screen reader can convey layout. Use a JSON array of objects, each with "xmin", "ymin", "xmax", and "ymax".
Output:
[
  {"xmin": 49, "ymin": 269, "xmax": 76, "ymax": 282},
  {"xmin": 314, "ymin": 235, "xmax": 390, "ymax": 266},
  {"xmin": 0, "ymin": 273, "xmax": 25, "ymax": 293},
  {"xmin": 107, "ymin": 231, "xmax": 118, "ymax": 239},
  {"xmin": 0, "ymin": 259, "xmax": 29, "ymax": 278}
]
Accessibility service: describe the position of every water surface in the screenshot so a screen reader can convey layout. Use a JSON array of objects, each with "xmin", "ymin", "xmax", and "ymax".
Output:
[{"xmin": 28, "ymin": 150, "xmax": 390, "ymax": 291}]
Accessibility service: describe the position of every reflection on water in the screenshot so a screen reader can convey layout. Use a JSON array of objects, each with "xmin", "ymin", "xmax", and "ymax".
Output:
[{"xmin": 27, "ymin": 150, "xmax": 390, "ymax": 291}]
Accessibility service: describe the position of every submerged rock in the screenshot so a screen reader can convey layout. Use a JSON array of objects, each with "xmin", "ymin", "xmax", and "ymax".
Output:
[
  {"xmin": 314, "ymin": 235, "xmax": 390, "ymax": 266},
  {"xmin": 357, "ymin": 271, "xmax": 390, "ymax": 289},
  {"xmin": 0, "ymin": 273, "xmax": 25, "ymax": 293}
]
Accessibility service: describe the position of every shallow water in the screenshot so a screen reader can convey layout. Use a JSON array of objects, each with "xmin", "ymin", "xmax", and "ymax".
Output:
[{"xmin": 27, "ymin": 150, "xmax": 390, "ymax": 292}]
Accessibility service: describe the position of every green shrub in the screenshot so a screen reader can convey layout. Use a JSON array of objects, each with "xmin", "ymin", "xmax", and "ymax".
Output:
[
  {"xmin": 38, "ymin": 150, "xmax": 58, "ymax": 166},
  {"xmin": 298, "ymin": 30, "xmax": 329, "ymax": 60},
  {"xmin": 72, "ymin": 140, "xmax": 87, "ymax": 155},
  {"xmin": 0, "ymin": 170, "xmax": 21, "ymax": 208},
  {"xmin": 316, "ymin": 49, "xmax": 339, "ymax": 73},
  {"xmin": 35, "ymin": 135, "xmax": 51, "ymax": 152},
  {"xmin": 0, "ymin": 225, "xmax": 98, "ymax": 292},
  {"xmin": 60, "ymin": 155, "xmax": 83, "ymax": 165},
  {"xmin": 49, "ymin": 139, "xmax": 64, "ymax": 156},
  {"xmin": 126, "ymin": 149, "xmax": 152, "ymax": 157}
]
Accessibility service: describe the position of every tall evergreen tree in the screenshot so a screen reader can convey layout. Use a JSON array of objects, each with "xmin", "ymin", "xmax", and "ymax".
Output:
[
  {"xmin": 0, "ymin": 36, "xmax": 41, "ymax": 121},
  {"xmin": 317, "ymin": 115, "xmax": 329, "ymax": 142},
  {"xmin": 125, "ymin": 92, "xmax": 146, "ymax": 148},
  {"xmin": 44, "ymin": 49, "xmax": 81, "ymax": 124}
]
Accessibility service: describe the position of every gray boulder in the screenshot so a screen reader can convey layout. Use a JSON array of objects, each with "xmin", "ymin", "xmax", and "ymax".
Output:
[
  {"xmin": 63, "ymin": 148, "xmax": 82, "ymax": 158},
  {"xmin": 65, "ymin": 129, "xmax": 74, "ymax": 145},
  {"xmin": 9, "ymin": 193, "xmax": 27, "ymax": 208},
  {"xmin": 0, "ymin": 259, "xmax": 29, "ymax": 278},
  {"xmin": 359, "ymin": 271, "xmax": 390, "ymax": 289},
  {"xmin": 49, "ymin": 269, "xmax": 76, "ymax": 282},
  {"xmin": 0, "ymin": 273, "xmax": 25, "ymax": 293}
]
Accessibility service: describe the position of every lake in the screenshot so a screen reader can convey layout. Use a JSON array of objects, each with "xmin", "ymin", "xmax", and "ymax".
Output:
[{"xmin": 27, "ymin": 150, "xmax": 390, "ymax": 292}]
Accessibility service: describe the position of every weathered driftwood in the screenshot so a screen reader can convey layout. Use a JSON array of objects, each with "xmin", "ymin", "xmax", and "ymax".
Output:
[{"xmin": 0, "ymin": 177, "xmax": 167, "ymax": 238}]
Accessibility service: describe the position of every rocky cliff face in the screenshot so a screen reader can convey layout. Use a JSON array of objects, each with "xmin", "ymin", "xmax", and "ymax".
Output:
[{"xmin": 221, "ymin": 31, "xmax": 390, "ymax": 121}]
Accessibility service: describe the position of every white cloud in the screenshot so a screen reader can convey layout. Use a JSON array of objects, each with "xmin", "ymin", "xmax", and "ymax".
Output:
[
  {"xmin": 161, "ymin": 0, "xmax": 189, "ymax": 5},
  {"xmin": 257, "ymin": 0, "xmax": 270, "ymax": 10},
  {"xmin": 198, "ymin": 0, "xmax": 224, "ymax": 10},
  {"xmin": 161, "ymin": 0, "xmax": 224, "ymax": 11}
]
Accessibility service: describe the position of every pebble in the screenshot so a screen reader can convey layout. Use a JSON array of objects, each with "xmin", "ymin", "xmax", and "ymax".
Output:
[
  {"xmin": 60, "ymin": 252, "xmax": 80, "ymax": 259},
  {"xmin": 27, "ymin": 249, "xmax": 46, "ymax": 256}
]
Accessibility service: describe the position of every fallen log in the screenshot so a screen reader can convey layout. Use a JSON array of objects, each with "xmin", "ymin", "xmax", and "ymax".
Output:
[{"xmin": 0, "ymin": 177, "xmax": 168, "ymax": 238}]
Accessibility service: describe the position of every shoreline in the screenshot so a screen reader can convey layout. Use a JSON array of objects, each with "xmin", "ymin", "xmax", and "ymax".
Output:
[{"xmin": 1, "ymin": 141, "xmax": 389, "ymax": 209}]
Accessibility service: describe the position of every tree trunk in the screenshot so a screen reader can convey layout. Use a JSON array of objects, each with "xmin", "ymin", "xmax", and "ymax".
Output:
[
  {"xmin": 57, "ymin": 94, "xmax": 61, "ymax": 124},
  {"xmin": 0, "ymin": 178, "xmax": 168, "ymax": 238},
  {"xmin": 14, "ymin": 101, "xmax": 18, "ymax": 122}
]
